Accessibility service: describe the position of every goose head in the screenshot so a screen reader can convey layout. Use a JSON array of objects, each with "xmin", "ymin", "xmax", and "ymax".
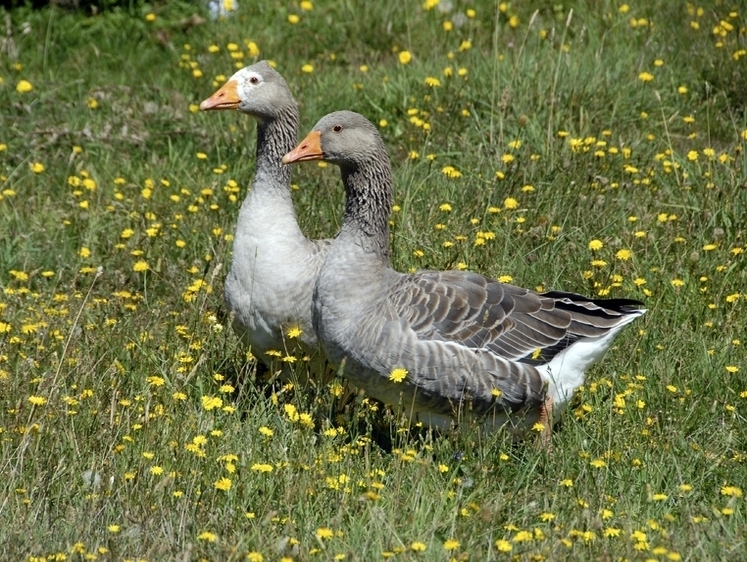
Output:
[
  {"xmin": 199, "ymin": 60, "xmax": 294, "ymax": 119},
  {"xmin": 282, "ymin": 110, "xmax": 385, "ymax": 168}
]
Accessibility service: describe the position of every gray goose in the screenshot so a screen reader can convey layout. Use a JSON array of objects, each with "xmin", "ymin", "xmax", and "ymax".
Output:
[
  {"xmin": 200, "ymin": 62, "xmax": 332, "ymax": 378},
  {"xmin": 283, "ymin": 110, "xmax": 646, "ymax": 437}
]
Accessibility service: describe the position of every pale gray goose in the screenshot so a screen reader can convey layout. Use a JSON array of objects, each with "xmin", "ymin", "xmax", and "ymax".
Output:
[
  {"xmin": 200, "ymin": 62, "xmax": 332, "ymax": 378},
  {"xmin": 282, "ymin": 110, "xmax": 646, "ymax": 437}
]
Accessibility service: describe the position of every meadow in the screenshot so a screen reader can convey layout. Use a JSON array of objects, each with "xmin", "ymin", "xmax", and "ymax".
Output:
[{"xmin": 1, "ymin": 0, "xmax": 745, "ymax": 559}]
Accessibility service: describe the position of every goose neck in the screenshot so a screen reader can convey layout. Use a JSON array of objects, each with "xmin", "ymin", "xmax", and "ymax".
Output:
[
  {"xmin": 254, "ymin": 108, "xmax": 298, "ymax": 190},
  {"xmin": 339, "ymin": 158, "xmax": 393, "ymax": 261}
]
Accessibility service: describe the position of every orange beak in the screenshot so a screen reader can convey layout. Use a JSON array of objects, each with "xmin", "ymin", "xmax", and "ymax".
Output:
[
  {"xmin": 199, "ymin": 80, "xmax": 240, "ymax": 111},
  {"xmin": 282, "ymin": 131, "xmax": 323, "ymax": 164}
]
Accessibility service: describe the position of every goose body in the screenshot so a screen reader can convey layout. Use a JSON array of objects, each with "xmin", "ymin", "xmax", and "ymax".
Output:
[
  {"xmin": 283, "ymin": 111, "xmax": 646, "ymax": 435},
  {"xmin": 200, "ymin": 62, "xmax": 331, "ymax": 374}
]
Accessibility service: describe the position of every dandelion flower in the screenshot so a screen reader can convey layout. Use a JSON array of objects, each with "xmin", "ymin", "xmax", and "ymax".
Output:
[
  {"xmin": 616, "ymin": 249, "xmax": 632, "ymax": 260},
  {"xmin": 288, "ymin": 14, "xmax": 300, "ymax": 24},
  {"xmin": 201, "ymin": 396, "xmax": 223, "ymax": 410},
  {"xmin": 28, "ymin": 396, "xmax": 47, "ymax": 406},
  {"xmin": 31, "ymin": 162, "xmax": 45, "ymax": 173},
  {"xmin": 301, "ymin": 64, "xmax": 314, "ymax": 73},
  {"xmin": 721, "ymin": 486, "xmax": 743, "ymax": 497},
  {"xmin": 588, "ymin": 239, "xmax": 604, "ymax": 251},
  {"xmin": 503, "ymin": 197, "xmax": 518, "ymax": 209},
  {"xmin": 197, "ymin": 531, "xmax": 217, "ymax": 542},
  {"xmin": 16, "ymin": 80, "xmax": 33, "ymax": 93},
  {"xmin": 316, "ymin": 527, "xmax": 334, "ymax": 540},
  {"xmin": 410, "ymin": 542, "xmax": 427, "ymax": 552},
  {"xmin": 441, "ymin": 166, "xmax": 461, "ymax": 178},
  {"xmin": 638, "ymin": 71, "xmax": 654, "ymax": 82},
  {"xmin": 214, "ymin": 478, "xmax": 232, "ymax": 491},
  {"xmin": 389, "ymin": 368, "xmax": 408, "ymax": 383},
  {"xmin": 133, "ymin": 260, "xmax": 149, "ymax": 272},
  {"xmin": 495, "ymin": 539, "xmax": 512, "ymax": 552},
  {"xmin": 398, "ymin": 51, "xmax": 412, "ymax": 65}
]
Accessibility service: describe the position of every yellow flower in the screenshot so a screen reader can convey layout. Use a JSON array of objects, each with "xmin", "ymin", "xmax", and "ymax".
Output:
[
  {"xmin": 389, "ymin": 368, "xmax": 408, "ymax": 383},
  {"xmin": 301, "ymin": 64, "xmax": 314, "ymax": 73},
  {"xmin": 87, "ymin": 97, "xmax": 98, "ymax": 109},
  {"xmin": 638, "ymin": 71, "xmax": 654, "ymax": 82},
  {"xmin": 503, "ymin": 197, "xmax": 518, "ymax": 209},
  {"xmin": 150, "ymin": 466, "xmax": 163, "ymax": 475},
  {"xmin": 214, "ymin": 478, "xmax": 232, "ymax": 491},
  {"xmin": 108, "ymin": 525, "xmax": 120, "ymax": 533},
  {"xmin": 286, "ymin": 326, "xmax": 303, "ymax": 339},
  {"xmin": 133, "ymin": 260, "xmax": 149, "ymax": 272},
  {"xmin": 725, "ymin": 366, "xmax": 739, "ymax": 373},
  {"xmin": 316, "ymin": 527, "xmax": 334, "ymax": 540},
  {"xmin": 16, "ymin": 80, "xmax": 33, "ymax": 93},
  {"xmin": 398, "ymin": 50, "xmax": 412, "ymax": 65},
  {"xmin": 246, "ymin": 41, "xmax": 260, "ymax": 57},
  {"xmin": 616, "ymin": 249, "xmax": 632, "ymax": 260},
  {"xmin": 31, "ymin": 162, "xmax": 45, "ymax": 173},
  {"xmin": 410, "ymin": 542, "xmax": 427, "ymax": 552},
  {"xmin": 145, "ymin": 13, "xmax": 156, "ymax": 22},
  {"xmin": 201, "ymin": 396, "xmax": 223, "ymax": 410},
  {"xmin": 424, "ymin": 76, "xmax": 441, "ymax": 87},
  {"xmin": 288, "ymin": 14, "xmax": 300, "ymax": 24},
  {"xmin": 197, "ymin": 531, "xmax": 217, "ymax": 542},
  {"xmin": 443, "ymin": 539, "xmax": 460, "ymax": 550},
  {"xmin": 495, "ymin": 539, "xmax": 512, "ymax": 552},
  {"xmin": 251, "ymin": 463, "xmax": 273, "ymax": 472},
  {"xmin": 247, "ymin": 553, "xmax": 264, "ymax": 562},
  {"xmin": 721, "ymin": 485, "xmax": 743, "ymax": 497},
  {"xmin": 28, "ymin": 396, "xmax": 47, "ymax": 406},
  {"xmin": 588, "ymin": 239, "xmax": 604, "ymax": 251}
]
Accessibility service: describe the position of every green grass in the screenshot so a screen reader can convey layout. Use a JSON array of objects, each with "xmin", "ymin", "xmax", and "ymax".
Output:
[{"xmin": 1, "ymin": 1, "xmax": 746, "ymax": 560}]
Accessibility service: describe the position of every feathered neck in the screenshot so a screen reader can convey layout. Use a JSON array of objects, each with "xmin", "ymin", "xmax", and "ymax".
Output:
[
  {"xmin": 253, "ymin": 105, "xmax": 299, "ymax": 193},
  {"xmin": 338, "ymin": 153, "xmax": 393, "ymax": 262}
]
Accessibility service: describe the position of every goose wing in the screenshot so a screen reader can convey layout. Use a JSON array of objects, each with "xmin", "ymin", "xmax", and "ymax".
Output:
[{"xmin": 388, "ymin": 270, "xmax": 643, "ymax": 364}]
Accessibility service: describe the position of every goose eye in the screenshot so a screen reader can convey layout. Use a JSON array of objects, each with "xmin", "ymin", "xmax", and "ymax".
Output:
[
  {"xmin": 249, "ymin": 76, "xmax": 259, "ymax": 84},
  {"xmin": 333, "ymin": 125, "xmax": 342, "ymax": 133}
]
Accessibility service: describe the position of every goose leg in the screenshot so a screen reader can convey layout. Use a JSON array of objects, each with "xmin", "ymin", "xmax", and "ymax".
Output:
[{"xmin": 537, "ymin": 395, "xmax": 554, "ymax": 448}]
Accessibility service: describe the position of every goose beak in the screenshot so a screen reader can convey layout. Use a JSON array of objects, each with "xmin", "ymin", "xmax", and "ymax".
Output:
[
  {"xmin": 199, "ymin": 80, "xmax": 240, "ymax": 111},
  {"xmin": 282, "ymin": 131, "xmax": 323, "ymax": 164}
]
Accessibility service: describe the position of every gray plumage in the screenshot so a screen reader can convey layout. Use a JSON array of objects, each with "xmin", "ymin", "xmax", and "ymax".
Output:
[
  {"xmin": 285, "ymin": 111, "xmax": 646, "ymax": 434},
  {"xmin": 201, "ymin": 62, "xmax": 332, "ymax": 375}
]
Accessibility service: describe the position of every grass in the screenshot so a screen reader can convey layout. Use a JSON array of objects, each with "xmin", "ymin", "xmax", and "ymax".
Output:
[{"xmin": 1, "ymin": 0, "xmax": 745, "ymax": 560}]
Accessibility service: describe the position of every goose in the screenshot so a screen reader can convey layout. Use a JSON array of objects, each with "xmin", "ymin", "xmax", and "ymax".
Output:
[
  {"xmin": 282, "ymin": 110, "xmax": 646, "ymax": 437},
  {"xmin": 199, "ymin": 62, "xmax": 332, "ymax": 380}
]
